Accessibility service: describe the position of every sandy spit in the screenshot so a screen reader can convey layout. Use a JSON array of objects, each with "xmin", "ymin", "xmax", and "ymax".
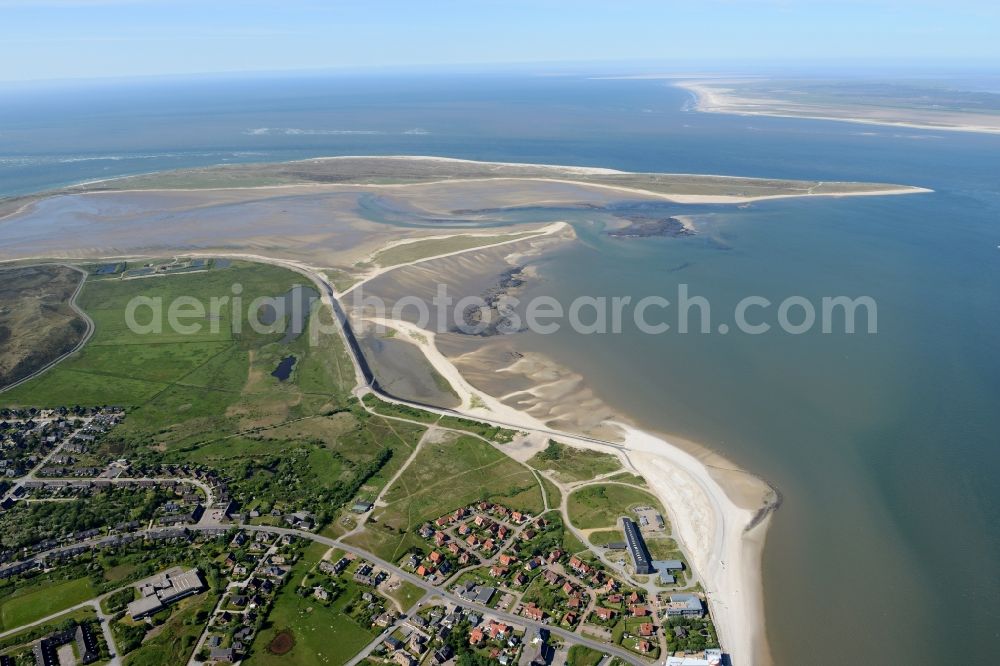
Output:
[{"xmin": 675, "ymin": 80, "xmax": 1000, "ymax": 136}]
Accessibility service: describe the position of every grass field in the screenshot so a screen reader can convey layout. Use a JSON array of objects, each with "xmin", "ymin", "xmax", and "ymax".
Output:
[
  {"xmin": 348, "ymin": 431, "xmax": 543, "ymax": 562},
  {"xmin": 0, "ymin": 261, "xmax": 422, "ymax": 521},
  {"xmin": 538, "ymin": 473, "xmax": 562, "ymax": 513},
  {"xmin": 1, "ymin": 261, "xmax": 327, "ymax": 411},
  {"xmin": 383, "ymin": 580, "xmax": 424, "ymax": 611},
  {"xmin": 566, "ymin": 484, "xmax": 665, "ymax": 530},
  {"xmin": 645, "ymin": 536, "xmax": 686, "ymax": 563},
  {"xmin": 587, "ymin": 529, "xmax": 624, "ymax": 546},
  {"xmin": 562, "ymin": 527, "xmax": 589, "ymax": 556},
  {"xmin": 245, "ymin": 542, "xmax": 376, "ymax": 666},
  {"xmin": 0, "ymin": 577, "xmax": 97, "ymax": 631},
  {"xmin": 567, "ymin": 645, "xmax": 606, "ymax": 666},
  {"xmin": 528, "ymin": 440, "xmax": 622, "ymax": 483},
  {"xmin": 103, "ymin": 562, "xmax": 139, "ymax": 583}
]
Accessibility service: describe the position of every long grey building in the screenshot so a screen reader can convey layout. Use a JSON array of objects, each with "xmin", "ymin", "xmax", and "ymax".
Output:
[
  {"xmin": 128, "ymin": 567, "xmax": 205, "ymax": 619},
  {"xmin": 621, "ymin": 517, "xmax": 655, "ymax": 575}
]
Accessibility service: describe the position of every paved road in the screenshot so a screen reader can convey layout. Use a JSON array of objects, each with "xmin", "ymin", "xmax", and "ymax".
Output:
[
  {"xmin": 190, "ymin": 524, "xmax": 643, "ymax": 665},
  {"xmin": 0, "ymin": 264, "xmax": 95, "ymax": 394},
  {"xmin": 93, "ymin": 599, "xmax": 123, "ymax": 666}
]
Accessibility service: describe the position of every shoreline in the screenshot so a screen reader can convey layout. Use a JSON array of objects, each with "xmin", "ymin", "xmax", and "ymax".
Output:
[
  {"xmin": 675, "ymin": 81, "xmax": 1000, "ymax": 136},
  {"xmin": 358, "ymin": 314, "xmax": 773, "ymax": 666},
  {"xmin": 0, "ymin": 154, "xmax": 931, "ymax": 225}
]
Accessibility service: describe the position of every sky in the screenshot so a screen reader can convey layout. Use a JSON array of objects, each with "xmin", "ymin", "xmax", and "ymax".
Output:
[{"xmin": 2, "ymin": 0, "xmax": 1000, "ymax": 82}]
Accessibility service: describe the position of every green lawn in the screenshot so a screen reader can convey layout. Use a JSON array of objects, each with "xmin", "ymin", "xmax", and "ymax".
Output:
[
  {"xmin": 383, "ymin": 580, "xmax": 424, "ymax": 612},
  {"xmin": 567, "ymin": 645, "xmax": 606, "ymax": 666},
  {"xmin": 0, "ymin": 577, "xmax": 98, "ymax": 631},
  {"xmin": 347, "ymin": 432, "xmax": 543, "ymax": 562},
  {"xmin": 245, "ymin": 543, "xmax": 376, "ymax": 666},
  {"xmin": 567, "ymin": 484, "xmax": 665, "ymax": 530},
  {"xmin": 588, "ymin": 529, "xmax": 624, "ymax": 546},
  {"xmin": 528, "ymin": 440, "xmax": 622, "ymax": 483}
]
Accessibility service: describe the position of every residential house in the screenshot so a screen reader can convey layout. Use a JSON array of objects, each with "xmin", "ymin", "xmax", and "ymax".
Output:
[{"xmin": 522, "ymin": 604, "xmax": 544, "ymax": 622}]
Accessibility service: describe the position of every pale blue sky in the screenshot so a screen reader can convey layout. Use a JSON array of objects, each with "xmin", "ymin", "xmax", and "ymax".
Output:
[{"xmin": 2, "ymin": 0, "xmax": 999, "ymax": 82}]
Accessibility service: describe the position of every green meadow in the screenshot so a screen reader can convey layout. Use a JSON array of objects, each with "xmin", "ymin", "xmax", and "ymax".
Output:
[
  {"xmin": 0, "ymin": 576, "xmax": 98, "ymax": 631},
  {"xmin": 528, "ymin": 440, "xmax": 623, "ymax": 483},
  {"xmin": 347, "ymin": 431, "xmax": 544, "ymax": 562},
  {"xmin": 567, "ymin": 484, "xmax": 665, "ymax": 530},
  {"xmin": 0, "ymin": 261, "xmax": 423, "ymax": 522}
]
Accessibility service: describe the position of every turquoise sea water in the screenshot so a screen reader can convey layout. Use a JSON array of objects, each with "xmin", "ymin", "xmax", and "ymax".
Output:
[{"xmin": 3, "ymin": 74, "xmax": 999, "ymax": 664}]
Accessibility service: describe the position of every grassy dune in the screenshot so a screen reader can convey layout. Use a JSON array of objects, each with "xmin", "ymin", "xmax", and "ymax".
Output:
[
  {"xmin": 528, "ymin": 440, "xmax": 623, "ymax": 483},
  {"xmin": 0, "ymin": 264, "xmax": 87, "ymax": 389},
  {"xmin": 567, "ymin": 484, "xmax": 665, "ymax": 531}
]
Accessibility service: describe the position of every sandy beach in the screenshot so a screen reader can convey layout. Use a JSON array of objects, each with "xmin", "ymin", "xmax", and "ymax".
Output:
[{"xmin": 676, "ymin": 80, "xmax": 1000, "ymax": 135}]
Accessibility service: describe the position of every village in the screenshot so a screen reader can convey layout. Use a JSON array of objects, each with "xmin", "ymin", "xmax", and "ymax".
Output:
[
  {"xmin": 0, "ymin": 405, "xmax": 727, "ymax": 666},
  {"xmin": 345, "ymin": 500, "xmax": 724, "ymax": 666}
]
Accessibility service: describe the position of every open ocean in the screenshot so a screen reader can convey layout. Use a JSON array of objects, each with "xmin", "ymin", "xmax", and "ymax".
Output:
[{"xmin": 3, "ymin": 73, "xmax": 1000, "ymax": 664}]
